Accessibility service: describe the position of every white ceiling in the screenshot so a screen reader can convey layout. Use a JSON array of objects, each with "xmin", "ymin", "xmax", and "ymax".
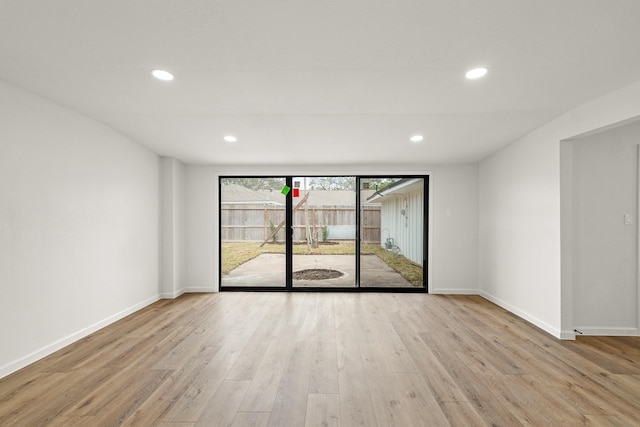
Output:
[{"xmin": 2, "ymin": 0, "xmax": 640, "ymax": 165}]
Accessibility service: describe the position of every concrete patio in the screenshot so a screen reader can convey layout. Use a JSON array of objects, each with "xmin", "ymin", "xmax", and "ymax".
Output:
[{"xmin": 222, "ymin": 254, "xmax": 417, "ymax": 288}]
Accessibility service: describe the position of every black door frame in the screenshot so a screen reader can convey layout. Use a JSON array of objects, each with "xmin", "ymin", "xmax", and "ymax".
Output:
[{"xmin": 219, "ymin": 175, "xmax": 429, "ymax": 293}]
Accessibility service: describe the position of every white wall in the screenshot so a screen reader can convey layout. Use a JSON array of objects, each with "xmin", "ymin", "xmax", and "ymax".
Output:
[
  {"xmin": 479, "ymin": 78, "xmax": 640, "ymax": 339},
  {"xmin": 568, "ymin": 121, "xmax": 640, "ymax": 335},
  {"xmin": 186, "ymin": 166, "xmax": 218, "ymax": 292},
  {"xmin": 184, "ymin": 164, "xmax": 478, "ymax": 293},
  {"xmin": 379, "ymin": 182, "xmax": 424, "ymax": 266},
  {"xmin": 431, "ymin": 165, "xmax": 479, "ymax": 293},
  {"xmin": 161, "ymin": 157, "xmax": 186, "ymax": 298},
  {"xmin": 0, "ymin": 80, "xmax": 161, "ymax": 378},
  {"xmin": 381, "ymin": 194, "xmax": 420, "ymax": 263}
]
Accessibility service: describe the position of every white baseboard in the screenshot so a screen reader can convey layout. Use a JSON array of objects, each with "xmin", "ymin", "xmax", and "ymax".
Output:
[
  {"xmin": 159, "ymin": 289, "xmax": 185, "ymax": 299},
  {"xmin": 479, "ymin": 290, "xmax": 564, "ymax": 339},
  {"xmin": 430, "ymin": 288, "xmax": 479, "ymax": 295},
  {"xmin": 573, "ymin": 327, "xmax": 639, "ymax": 336},
  {"xmin": 183, "ymin": 287, "xmax": 217, "ymax": 293},
  {"xmin": 160, "ymin": 287, "xmax": 217, "ymax": 299},
  {"xmin": 0, "ymin": 294, "xmax": 160, "ymax": 380}
]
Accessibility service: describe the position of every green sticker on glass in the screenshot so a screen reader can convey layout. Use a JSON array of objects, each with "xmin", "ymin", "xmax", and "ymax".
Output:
[{"xmin": 281, "ymin": 185, "xmax": 291, "ymax": 195}]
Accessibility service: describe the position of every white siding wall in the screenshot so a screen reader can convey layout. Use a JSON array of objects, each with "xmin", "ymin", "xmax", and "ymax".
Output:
[{"xmin": 380, "ymin": 189, "xmax": 423, "ymax": 265}]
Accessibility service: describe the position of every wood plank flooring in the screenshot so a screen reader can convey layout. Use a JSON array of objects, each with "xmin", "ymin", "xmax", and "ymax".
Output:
[{"xmin": 1, "ymin": 292, "xmax": 640, "ymax": 426}]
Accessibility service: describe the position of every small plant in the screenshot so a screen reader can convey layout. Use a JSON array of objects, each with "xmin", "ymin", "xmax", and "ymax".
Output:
[
  {"xmin": 321, "ymin": 225, "xmax": 329, "ymax": 242},
  {"xmin": 269, "ymin": 221, "xmax": 277, "ymax": 242}
]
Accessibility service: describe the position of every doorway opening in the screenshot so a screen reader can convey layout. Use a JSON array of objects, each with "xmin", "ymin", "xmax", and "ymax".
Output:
[{"xmin": 219, "ymin": 175, "xmax": 428, "ymax": 292}]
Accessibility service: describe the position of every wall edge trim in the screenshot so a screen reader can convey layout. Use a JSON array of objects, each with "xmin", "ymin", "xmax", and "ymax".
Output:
[
  {"xmin": 430, "ymin": 288, "xmax": 479, "ymax": 295},
  {"xmin": 573, "ymin": 327, "xmax": 639, "ymax": 336},
  {"xmin": 183, "ymin": 287, "xmax": 217, "ymax": 293},
  {"xmin": 0, "ymin": 294, "xmax": 160, "ymax": 380},
  {"xmin": 479, "ymin": 290, "xmax": 564, "ymax": 339}
]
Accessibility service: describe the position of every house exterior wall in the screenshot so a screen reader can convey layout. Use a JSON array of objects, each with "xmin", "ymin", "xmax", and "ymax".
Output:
[{"xmin": 380, "ymin": 189, "xmax": 423, "ymax": 266}]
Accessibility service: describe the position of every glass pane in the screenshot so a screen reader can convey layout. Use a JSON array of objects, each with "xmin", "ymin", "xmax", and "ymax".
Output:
[
  {"xmin": 220, "ymin": 177, "xmax": 287, "ymax": 287},
  {"xmin": 360, "ymin": 177, "xmax": 425, "ymax": 288},
  {"xmin": 292, "ymin": 176, "xmax": 356, "ymax": 288}
]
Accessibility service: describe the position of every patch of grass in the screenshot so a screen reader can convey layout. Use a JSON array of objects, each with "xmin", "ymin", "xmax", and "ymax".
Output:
[
  {"xmin": 361, "ymin": 244, "xmax": 423, "ymax": 287},
  {"xmin": 221, "ymin": 241, "xmax": 423, "ymax": 286},
  {"xmin": 221, "ymin": 242, "xmax": 284, "ymax": 274},
  {"xmin": 222, "ymin": 241, "xmax": 355, "ymax": 274}
]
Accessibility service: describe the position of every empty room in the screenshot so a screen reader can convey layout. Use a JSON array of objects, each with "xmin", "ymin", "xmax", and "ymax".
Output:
[{"xmin": 1, "ymin": 1, "xmax": 640, "ymax": 425}]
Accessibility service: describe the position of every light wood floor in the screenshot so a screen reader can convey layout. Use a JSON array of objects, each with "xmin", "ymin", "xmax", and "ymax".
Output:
[{"xmin": 1, "ymin": 293, "xmax": 640, "ymax": 426}]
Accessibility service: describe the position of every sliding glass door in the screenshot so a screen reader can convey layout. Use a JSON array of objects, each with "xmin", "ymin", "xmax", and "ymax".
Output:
[
  {"xmin": 219, "ymin": 177, "xmax": 288, "ymax": 288},
  {"xmin": 291, "ymin": 176, "xmax": 356, "ymax": 288},
  {"xmin": 219, "ymin": 175, "xmax": 428, "ymax": 291},
  {"xmin": 359, "ymin": 177, "xmax": 425, "ymax": 288}
]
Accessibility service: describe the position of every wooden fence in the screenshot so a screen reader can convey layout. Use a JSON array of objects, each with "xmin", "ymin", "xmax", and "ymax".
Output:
[{"xmin": 221, "ymin": 204, "xmax": 381, "ymax": 243}]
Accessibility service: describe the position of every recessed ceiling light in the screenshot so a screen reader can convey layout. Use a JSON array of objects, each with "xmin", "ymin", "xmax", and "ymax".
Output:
[
  {"xmin": 465, "ymin": 67, "xmax": 488, "ymax": 79},
  {"xmin": 410, "ymin": 135, "xmax": 424, "ymax": 143},
  {"xmin": 224, "ymin": 135, "xmax": 237, "ymax": 143},
  {"xmin": 151, "ymin": 69, "xmax": 174, "ymax": 81}
]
